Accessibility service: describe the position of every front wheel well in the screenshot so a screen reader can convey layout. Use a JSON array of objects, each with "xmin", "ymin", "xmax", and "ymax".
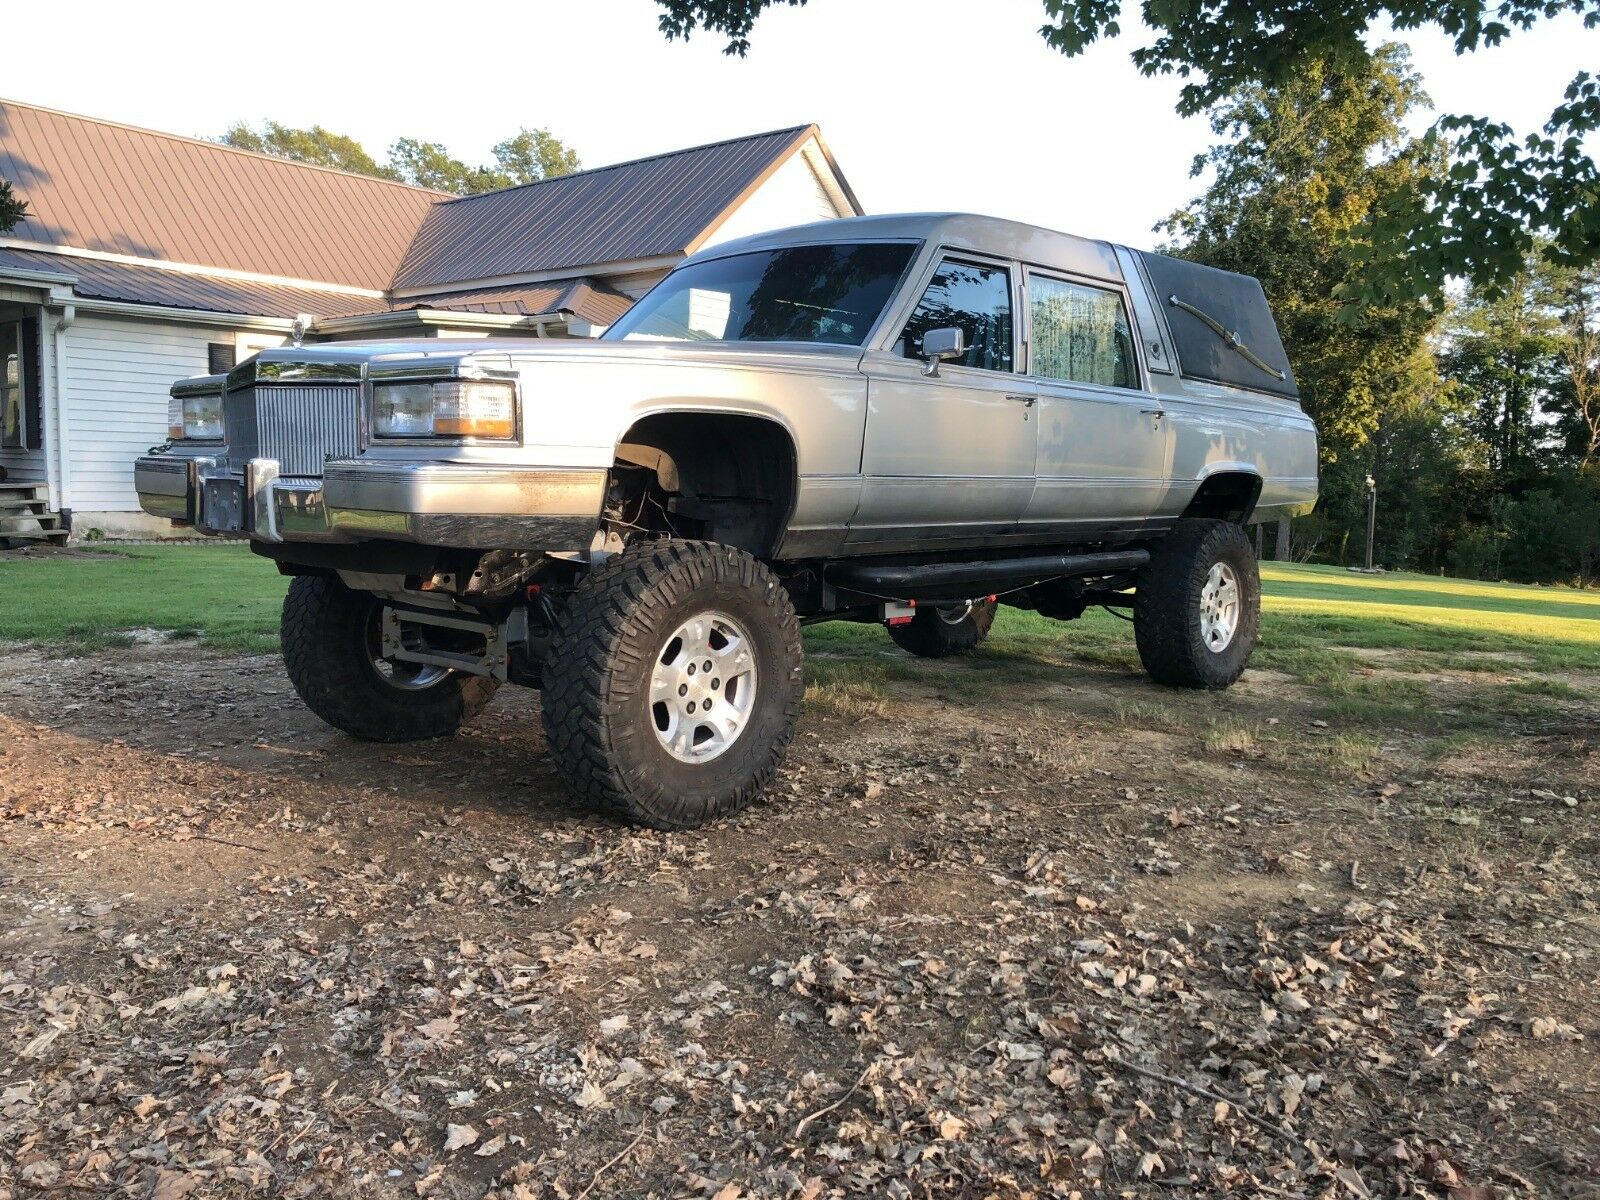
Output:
[
  {"xmin": 605, "ymin": 413, "xmax": 797, "ymax": 558},
  {"xmin": 1181, "ymin": 471, "xmax": 1262, "ymax": 524}
]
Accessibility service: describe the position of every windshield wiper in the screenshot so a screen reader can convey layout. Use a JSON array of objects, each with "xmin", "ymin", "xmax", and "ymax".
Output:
[{"xmin": 1167, "ymin": 295, "xmax": 1287, "ymax": 382}]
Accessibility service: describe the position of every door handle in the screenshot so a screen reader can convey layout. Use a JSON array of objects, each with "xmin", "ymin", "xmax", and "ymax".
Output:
[
  {"xmin": 1006, "ymin": 393, "xmax": 1036, "ymax": 408},
  {"xmin": 1140, "ymin": 408, "xmax": 1166, "ymax": 418}
]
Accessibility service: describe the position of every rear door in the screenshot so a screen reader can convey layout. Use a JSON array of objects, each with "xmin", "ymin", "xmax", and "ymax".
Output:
[
  {"xmin": 851, "ymin": 255, "xmax": 1036, "ymax": 547},
  {"xmin": 1021, "ymin": 270, "xmax": 1173, "ymax": 533}
]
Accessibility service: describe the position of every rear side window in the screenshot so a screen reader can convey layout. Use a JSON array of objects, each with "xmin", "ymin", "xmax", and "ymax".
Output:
[
  {"xmin": 896, "ymin": 260, "xmax": 1013, "ymax": 372},
  {"xmin": 1028, "ymin": 275, "xmax": 1136, "ymax": 389}
]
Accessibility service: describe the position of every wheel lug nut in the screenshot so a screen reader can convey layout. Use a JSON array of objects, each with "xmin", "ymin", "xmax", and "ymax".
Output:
[
  {"xmin": 703, "ymin": 660, "xmax": 713, "ymax": 671},
  {"xmin": 678, "ymin": 684, "xmax": 688, "ymax": 697},
  {"xmin": 687, "ymin": 663, "xmax": 696, "ymax": 675},
  {"xmin": 686, "ymin": 700, "xmax": 696, "ymax": 713},
  {"xmin": 711, "ymin": 678, "xmax": 720, "ymax": 690}
]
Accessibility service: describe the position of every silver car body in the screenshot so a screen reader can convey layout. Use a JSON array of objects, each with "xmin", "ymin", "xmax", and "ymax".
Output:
[{"xmin": 135, "ymin": 213, "xmax": 1318, "ymax": 558}]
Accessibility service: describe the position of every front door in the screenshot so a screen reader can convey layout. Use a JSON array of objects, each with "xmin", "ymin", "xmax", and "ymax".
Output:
[
  {"xmin": 851, "ymin": 256, "xmax": 1036, "ymax": 549},
  {"xmin": 1021, "ymin": 271, "xmax": 1172, "ymax": 534}
]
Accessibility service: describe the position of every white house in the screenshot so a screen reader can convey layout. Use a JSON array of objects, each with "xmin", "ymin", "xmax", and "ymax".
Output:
[{"xmin": 0, "ymin": 100, "xmax": 861, "ymax": 537}]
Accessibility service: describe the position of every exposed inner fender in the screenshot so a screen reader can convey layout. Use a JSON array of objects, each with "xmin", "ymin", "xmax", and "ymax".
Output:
[{"xmin": 605, "ymin": 413, "xmax": 798, "ymax": 558}]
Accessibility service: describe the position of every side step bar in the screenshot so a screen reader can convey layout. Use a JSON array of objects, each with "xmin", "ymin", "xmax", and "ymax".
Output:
[{"xmin": 827, "ymin": 549, "xmax": 1150, "ymax": 599}]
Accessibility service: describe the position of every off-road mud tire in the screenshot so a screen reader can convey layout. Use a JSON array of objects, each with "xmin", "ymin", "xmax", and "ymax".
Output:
[
  {"xmin": 887, "ymin": 599, "xmax": 997, "ymax": 658},
  {"xmin": 281, "ymin": 575, "xmax": 499, "ymax": 741},
  {"xmin": 1134, "ymin": 518, "xmax": 1259, "ymax": 689},
  {"xmin": 540, "ymin": 540, "xmax": 804, "ymax": 830}
]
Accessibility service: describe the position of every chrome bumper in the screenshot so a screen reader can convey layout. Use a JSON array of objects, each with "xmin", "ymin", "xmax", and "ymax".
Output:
[{"xmin": 134, "ymin": 455, "xmax": 605, "ymax": 550}]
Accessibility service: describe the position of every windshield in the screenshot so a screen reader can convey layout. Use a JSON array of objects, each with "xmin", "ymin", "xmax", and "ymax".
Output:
[{"xmin": 604, "ymin": 242, "xmax": 917, "ymax": 346}]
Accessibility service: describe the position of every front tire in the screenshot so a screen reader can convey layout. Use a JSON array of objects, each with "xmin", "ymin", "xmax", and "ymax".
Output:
[
  {"xmin": 281, "ymin": 575, "xmax": 500, "ymax": 741},
  {"xmin": 541, "ymin": 540, "xmax": 804, "ymax": 830},
  {"xmin": 887, "ymin": 599, "xmax": 997, "ymax": 658},
  {"xmin": 1134, "ymin": 519, "xmax": 1259, "ymax": 689}
]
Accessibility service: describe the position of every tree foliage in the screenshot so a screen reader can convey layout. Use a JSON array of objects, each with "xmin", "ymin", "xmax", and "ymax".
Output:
[
  {"xmin": 1158, "ymin": 41, "xmax": 1597, "ymax": 584},
  {"xmin": 219, "ymin": 122, "xmax": 580, "ymax": 195},
  {"xmin": 1555, "ymin": 264, "xmax": 1600, "ymax": 467},
  {"xmin": 220, "ymin": 121, "xmax": 398, "ymax": 180},
  {"xmin": 654, "ymin": 0, "xmax": 1600, "ymax": 299},
  {"xmin": 0, "ymin": 178, "xmax": 26, "ymax": 233},
  {"xmin": 1161, "ymin": 45, "xmax": 1442, "ymax": 455},
  {"xmin": 1442, "ymin": 260, "xmax": 1569, "ymax": 476}
]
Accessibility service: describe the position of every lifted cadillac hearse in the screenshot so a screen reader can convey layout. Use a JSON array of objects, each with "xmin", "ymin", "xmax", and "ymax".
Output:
[{"xmin": 135, "ymin": 214, "xmax": 1318, "ymax": 828}]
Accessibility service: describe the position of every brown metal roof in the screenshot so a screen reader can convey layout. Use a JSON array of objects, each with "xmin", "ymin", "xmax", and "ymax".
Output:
[
  {"xmin": 0, "ymin": 103, "xmax": 854, "ymax": 323},
  {"xmin": 404, "ymin": 277, "xmax": 637, "ymax": 326},
  {"xmin": 0, "ymin": 99, "xmax": 444, "ymax": 290},
  {"xmin": 391, "ymin": 126, "xmax": 823, "ymax": 290},
  {"xmin": 0, "ymin": 247, "xmax": 384, "ymax": 319}
]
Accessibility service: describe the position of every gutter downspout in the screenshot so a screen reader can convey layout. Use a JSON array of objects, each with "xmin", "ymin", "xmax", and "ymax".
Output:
[{"xmin": 53, "ymin": 303, "xmax": 75, "ymax": 518}]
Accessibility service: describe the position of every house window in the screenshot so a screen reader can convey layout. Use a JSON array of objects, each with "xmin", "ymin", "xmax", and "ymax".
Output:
[
  {"xmin": 2, "ymin": 321, "xmax": 25, "ymax": 450},
  {"xmin": 896, "ymin": 259, "xmax": 1014, "ymax": 373},
  {"xmin": 1027, "ymin": 275, "xmax": 1136, "ymax": 389}
]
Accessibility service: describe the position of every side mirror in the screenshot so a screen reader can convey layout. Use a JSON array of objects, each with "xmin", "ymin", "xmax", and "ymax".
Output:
[{"xmin": 920, "ymin": 326, "xmax": 965, "ymax": 376}]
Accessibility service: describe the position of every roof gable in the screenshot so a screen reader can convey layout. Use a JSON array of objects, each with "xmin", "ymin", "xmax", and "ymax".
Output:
[
  {"xmin": 0, "ymin": 99, "xmax": 443, "ymax": 291},
  {"xmin": 390, "ymin": 125, "xmax": 826, "ymax": 291}
]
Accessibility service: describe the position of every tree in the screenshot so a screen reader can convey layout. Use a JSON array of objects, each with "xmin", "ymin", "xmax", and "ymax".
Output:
[
  {"xmin": 0, "ymin": 179, "xmax": 25, "ymax": 233},
  {"xmin": 220, "ymin": 121, "xmax": 399, "ymax": 180},
  {"xmin": 386, "ymin": 138, "xmax": 496, "ymax": 194},
  {"xmin": 492, "ymin": 128, "xmax": 582, "ymax": 185},
  {"xmin": 1159, "ymin": 45, "xmax": 1442, "ymax": 456},
  {"xmin": 219, "ymin": 122, "xmax": 581, "ymax": 195},
  {"xmin": 1441, "ymin": 256, "xmax": 1568, "ymax": 479},
  {"xmin": 654, "ymin": 0, "xmax": 1600, "ymax": 300},
  {"xmin": 1554, "ymin": 265, "xmax": 1600, "ymax": 468}
]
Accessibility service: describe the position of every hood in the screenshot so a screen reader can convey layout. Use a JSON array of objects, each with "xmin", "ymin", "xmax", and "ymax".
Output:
[{"xmin": 228, "ymin": 337, "xmax": 868, "ymax": 385}]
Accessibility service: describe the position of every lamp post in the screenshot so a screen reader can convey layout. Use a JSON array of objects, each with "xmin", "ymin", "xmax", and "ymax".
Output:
[{"xmin": 1364, "ymin": 474, "xmax": 1377, "ymax": 571}]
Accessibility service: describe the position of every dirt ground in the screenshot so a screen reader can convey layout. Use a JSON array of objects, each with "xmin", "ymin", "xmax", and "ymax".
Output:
[{"xmin": 1, "ymin": 637, "xmax": 1596, "ymax": 1199}]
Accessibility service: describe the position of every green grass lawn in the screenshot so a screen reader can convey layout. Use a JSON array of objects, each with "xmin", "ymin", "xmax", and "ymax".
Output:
[
  {"xmin": 0, "ymin": 545, "xmax": 287, "ymax": 654},
  {"xmin": 2, "ymin": 546, "xmax": 1596, "ymax": 678}
]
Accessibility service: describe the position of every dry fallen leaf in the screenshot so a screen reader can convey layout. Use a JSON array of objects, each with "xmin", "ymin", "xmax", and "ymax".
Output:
[{"xmin": 443, "ymin": 1123, "xmax": 478, "ymax": 1152}]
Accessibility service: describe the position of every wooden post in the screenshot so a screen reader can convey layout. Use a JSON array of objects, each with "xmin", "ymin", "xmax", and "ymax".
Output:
[{"xmin": 1274, "ymin": 518, "xmax": 1290, "ymax": 562}]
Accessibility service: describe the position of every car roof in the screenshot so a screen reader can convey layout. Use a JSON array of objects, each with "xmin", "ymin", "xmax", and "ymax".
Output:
[{"xmin": 689, "ymin": 212, "xmax": 1125, "ymax": 284}]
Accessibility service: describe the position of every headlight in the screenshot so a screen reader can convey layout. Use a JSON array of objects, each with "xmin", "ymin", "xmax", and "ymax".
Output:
[
  {"xmin": 180, "ymin": 392, "xmax": 224, "ymax": 440},
  {"xmin": 372, "ymin": 380, "xmax": 517, "ymax": 440}
]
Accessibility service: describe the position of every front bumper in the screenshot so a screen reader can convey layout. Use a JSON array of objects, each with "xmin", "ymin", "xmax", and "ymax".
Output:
[{"xmin": 134, "ymin": 455, "xmax": 604, "ymax": 550}]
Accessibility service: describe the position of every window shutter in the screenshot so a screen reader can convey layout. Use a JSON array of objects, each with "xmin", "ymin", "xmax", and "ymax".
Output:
[
  {"xmin": 21, "ymin": 317, "xmax": 41, "ymax": 451},
  {"xmin": 208, "ymin": 342, "xmax": 237, "ymax": 375}
]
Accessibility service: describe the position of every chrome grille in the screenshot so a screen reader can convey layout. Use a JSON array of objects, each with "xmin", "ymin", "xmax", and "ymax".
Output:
[{"xmin": 224, "ymin": 384, "xmax": 360, "ymax": 478}]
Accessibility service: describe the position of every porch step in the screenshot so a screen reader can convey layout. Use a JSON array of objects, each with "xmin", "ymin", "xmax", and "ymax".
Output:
[{"xmin": 0, "ymin": 484, "xmax": 70, "ymax": 544}]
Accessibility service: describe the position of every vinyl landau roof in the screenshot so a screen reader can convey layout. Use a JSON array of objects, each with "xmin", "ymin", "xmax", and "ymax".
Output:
[{"xmin": 0, "ymin": 100, "xmax": 854, "ymax": 322}]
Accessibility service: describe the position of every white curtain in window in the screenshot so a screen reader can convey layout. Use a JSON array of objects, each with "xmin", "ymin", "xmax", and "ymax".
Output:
[{"xmin": 1030, "ymin": 277, "xmax": 1129, "ymax": 387}]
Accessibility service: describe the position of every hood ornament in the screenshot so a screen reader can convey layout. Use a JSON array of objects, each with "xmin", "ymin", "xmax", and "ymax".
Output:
[{"xmin": 290, "ymin": 313, "xmax": 315, "ymax": 348}]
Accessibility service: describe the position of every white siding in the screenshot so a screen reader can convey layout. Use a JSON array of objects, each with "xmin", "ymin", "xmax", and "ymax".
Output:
[
  {"xmin": 607, "ymin": 268, "xmax": 673, "ymax": 300},
  {"xmin": 63, "ymin": 314, "xmax": 234, "ymax": 511},
  {"xmin": 700, "ymin": 140, "xmax": 850, "ymax": 250}
]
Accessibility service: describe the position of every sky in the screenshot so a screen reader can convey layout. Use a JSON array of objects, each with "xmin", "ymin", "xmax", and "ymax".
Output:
[{"xmin": 4, "ymin": 0, "xmax": 1597, "ymax": 250}]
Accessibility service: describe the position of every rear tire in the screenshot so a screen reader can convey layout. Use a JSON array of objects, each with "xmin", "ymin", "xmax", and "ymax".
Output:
[
  {"xmin": 541, "ymin": 540, "xmax": 804, "ymax": 830},
  {"xmin": 1134, "ymin": 519, "xmax": 1259, "ymax": 689},
  {"xmin": 886, "ymin": 599, "xmax": 997, "ymax": 658},
  {"xmin": 281, "ymin": 575, "xmax": 500, "ymax": 741}
]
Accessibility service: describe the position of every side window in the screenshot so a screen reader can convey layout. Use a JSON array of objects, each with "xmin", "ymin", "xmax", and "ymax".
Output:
[
  {"xmin": 1028, "ymin": 275, "xmax": 1136, "ymax": 389},
  {"xmin": 1, "ymin": 322, "xmax": 24, "ymax": 450},
  {"xmin": 896, "ymin": 260, "xmax": 1013, "ymax": 372}
]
